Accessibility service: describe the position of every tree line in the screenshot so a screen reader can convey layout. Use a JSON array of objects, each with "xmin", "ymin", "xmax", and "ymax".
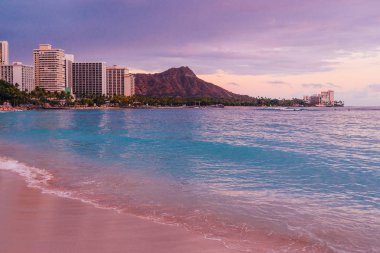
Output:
[{"xmin": 1, "ymin": 80, "xmax": 306, "ymax": 107}]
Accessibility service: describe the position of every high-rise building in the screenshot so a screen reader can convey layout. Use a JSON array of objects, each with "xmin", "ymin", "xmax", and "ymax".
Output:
[
  {"xmin": 320, "ymin": 90, "xmax": 334, "ymax": 106},
  {"xmin": 304, "ymin": 90, "xmax": 335, "ymax": 106},
  {"xmin": 0, "ymin": 41, "xmax": 9, "ymax": 65},
  {"xmin": 64, "ymin": 54, "xmax": 74, "ymax": 93},
  {"xmin": 106, "ymin": 65, "xmax": 135, "ymax": 97},
  {"xmin": 33, "ymin": 44, "xmax": 65, "ymax": 92},
  {"xmin": 1, "ymin": 62, "xmax": 34, "ymax": 92},
  {"xmin": 72, "ymin": 62, "xmax": 106, "ymax": 97},
  {"xmin": 125, "ymin": 74, "xmax": 135, "ymax": 97}
]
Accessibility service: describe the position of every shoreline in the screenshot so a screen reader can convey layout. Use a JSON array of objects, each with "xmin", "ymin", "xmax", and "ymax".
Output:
[
  {"xmin": 1, "ymin": 110, "xmax": 377, "ymax": 252},
  {"xmin": 0, "ymin": 148, "xmax": 340, "ymax": 253},
  {"xmin": 0, "ymin": 170, "xmax": 236, "ymax": 253},
  {"xmin": 0, "ymin": 104, "xmax": 347, "ymax": 112}
]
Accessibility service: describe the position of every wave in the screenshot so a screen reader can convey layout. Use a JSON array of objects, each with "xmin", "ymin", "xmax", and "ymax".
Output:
[
  {"xmin": 0, "ymin": 155, "xmax": 375, "ymax": 253},
  {"xmin": 0, "ymin": 156, "xmax": 121, "ymax": 213},
  {"xmin": 0, "ymin": 157, "xmax": 340, "ymax": 252},
  {"xmin": 0, "ymin": 156, "xmax": 53, "ymax": 187}
]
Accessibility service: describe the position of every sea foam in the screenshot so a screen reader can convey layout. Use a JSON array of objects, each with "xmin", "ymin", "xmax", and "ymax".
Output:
[
  {"xmin": 0, "ymin": 156, "xmax": 53, "ymax": 187},
  {"xmin": 0, "ymin": 156, "xmax": 121, "ymax": 213}
]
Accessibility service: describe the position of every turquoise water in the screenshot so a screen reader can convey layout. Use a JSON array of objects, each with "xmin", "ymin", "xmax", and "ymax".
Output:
[{"xmin": 0, "ymin": 108, "xmax": 379, "ymax": 252}]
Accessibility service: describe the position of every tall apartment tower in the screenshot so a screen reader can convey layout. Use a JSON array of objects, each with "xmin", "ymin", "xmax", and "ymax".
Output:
[
  {"xmin": 64, "ymin": 54, "xmax": 74, "ymax": 93},
  {"xmin": 33, "ymin": 44, "xmax": 65, "ymax": 92},
  {"xmin": 0, "ymin": 62, "xmax": 35, "ymax": 92},
  {"xmin": 0, "ymin": 41, "xmax": 9, "ymax": 65},
  {"xmin": 320, "ymin": 90, "xmax": 334, "ymax": 106},
  {"xmin": 125, "ymin": 74, "xmax": 135, "ymax": 97},
  {"xmin": 327, "ymin": 90, "xmax": 334, "ymax": 105},
  {"xmin": 106, "ymin": 65, "xmax": 135, "ymax": 97},
  {"xmin": 72, "ymin": 62, "xmax": 106, "ymax": 97}
]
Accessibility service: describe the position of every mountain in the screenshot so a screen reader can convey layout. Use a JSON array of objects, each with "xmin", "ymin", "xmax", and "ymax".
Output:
[{"xmin": 134, "ymin": 66, "xmax": 244, "ymax": 98}]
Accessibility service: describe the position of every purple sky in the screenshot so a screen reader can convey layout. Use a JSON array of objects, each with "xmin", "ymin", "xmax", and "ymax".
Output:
[{"xmin": 1, "ymin": 0, "xmax": 380, "ymax": 104}]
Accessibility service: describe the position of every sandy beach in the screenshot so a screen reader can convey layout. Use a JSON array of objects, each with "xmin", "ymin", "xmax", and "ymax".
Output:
[{"xmin": 0, "ymin": 170, "xmax": 235, "ymax": 253}]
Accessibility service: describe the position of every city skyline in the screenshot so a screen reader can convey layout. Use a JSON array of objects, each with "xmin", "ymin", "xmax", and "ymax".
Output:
[
  {"xmin": 1, "ymin": 41, "xmax": 136, "ymax": 97},
  {"xmin": 1, "ymin": 0, "xmax": 380, "ymax": 105}
]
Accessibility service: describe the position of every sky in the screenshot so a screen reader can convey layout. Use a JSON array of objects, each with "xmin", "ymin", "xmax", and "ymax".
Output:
[{"xmin": 1, "ymin": 0, "xmax": 380, "ymax": 105}]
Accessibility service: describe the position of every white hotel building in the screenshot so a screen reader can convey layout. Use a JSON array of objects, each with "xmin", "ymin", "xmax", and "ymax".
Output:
[
  {"xmin": 0, "ymin": 62, "xmax": 34, "ymax": 92},
  {"xmin": 0, "ymin": 41, "xmax": 34, "ymax": 92},
  {"xmin": 33, "ymin": 44, "xmax": 66, "ymax": 92},
  {"xmin": 0, "ymin": 41, "xmax": 9, "ymax": 65}
]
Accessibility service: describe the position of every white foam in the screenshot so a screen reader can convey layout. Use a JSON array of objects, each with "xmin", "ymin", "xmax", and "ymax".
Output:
[
  {"xmin": 0, "ymin": 156, "xmax": 122, "ymax": 213},
  {"xmin": 0, "ymin": 156, "xmax": 331, "ymax": 253},
  {"xmin": 0, "ymin": 156, "xmax": 53, "ymax": 188}
]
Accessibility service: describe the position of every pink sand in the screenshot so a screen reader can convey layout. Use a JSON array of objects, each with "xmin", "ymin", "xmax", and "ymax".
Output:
[{"xmin": 0, "ymin": 170, "xmax": 237, "ymax": 253}]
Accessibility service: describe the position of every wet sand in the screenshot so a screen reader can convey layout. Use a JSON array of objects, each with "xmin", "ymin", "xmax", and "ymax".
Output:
[{"xmin": 0, "ymin": 171, "xmax": 236, "ymax": 253}]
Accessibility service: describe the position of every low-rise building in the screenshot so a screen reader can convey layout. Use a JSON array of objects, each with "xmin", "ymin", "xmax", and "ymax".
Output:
[{"xmin": 309, "ymin": 94, "xmax": 321, "ymax": 105}]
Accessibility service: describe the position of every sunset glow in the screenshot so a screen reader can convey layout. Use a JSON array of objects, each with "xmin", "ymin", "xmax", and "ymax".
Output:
[{"xmin": 2, "ymin": 0, "xmax": 380, "ymax": 105}]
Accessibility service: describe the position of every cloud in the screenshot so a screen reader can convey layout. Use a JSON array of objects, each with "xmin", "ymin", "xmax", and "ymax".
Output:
[
  {"xmin": 267, "ymin": 80, "xmax": 288, "ymax": 85},
  {"xmin": 302, "ymin": 83, "xmax": 340, "ymax": 89},
  {"xmin": 302, "ymin": 83, "xmax": 324, "ymax": 89},
  {"xmin": 3, "ymin": 0, "xmax": 380, "ymax": 75},
  {"xmin": 226, "ymin": 82, "xmax": 240, "ymax": 86},
  {"xmin": 368, "ymin": 84, "xmax": 380, "ymax": 92},
  {"xmin": 325, "ymin": 82, "xmax": 341, "ymax": 88}
]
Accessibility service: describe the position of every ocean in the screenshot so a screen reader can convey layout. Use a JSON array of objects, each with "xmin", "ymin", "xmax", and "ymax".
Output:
[{"xmin": 0, "ymin": 107, "xmax": 379, "ymax": 252}]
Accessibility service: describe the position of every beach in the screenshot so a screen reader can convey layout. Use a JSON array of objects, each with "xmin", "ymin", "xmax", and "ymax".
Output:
[
  {"xmin": 0, "ymin": 108, "xmax": 379, "ymax": 252},
  {"xmin": 0, "ymin": 170, "xmax": 235, "ymax": 253}
]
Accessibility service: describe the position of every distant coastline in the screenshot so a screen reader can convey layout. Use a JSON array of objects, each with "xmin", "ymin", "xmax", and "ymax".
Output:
[
  {"xmin": 1, "ymin": 104, "xmax": 347, "ymax": 112},
  {"xmin": 1, "ymin": 78, "xmax": 344, "ymax": 110},
  {"xmin": 1, "ymin": 65, "xmax": 345, "ymax": 110}
]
